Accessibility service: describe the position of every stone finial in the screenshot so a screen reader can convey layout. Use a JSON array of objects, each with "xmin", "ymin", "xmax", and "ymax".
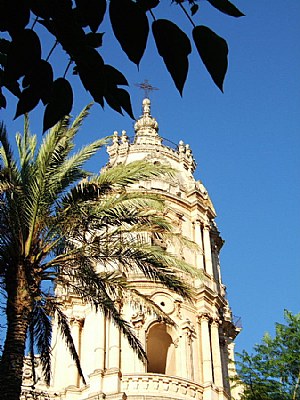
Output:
[
  {"xmin": 142, "ymin": 98, "xmax": 151, "ymax": 116},
  {"xmin": 121, "ymin": 130, "xmax": 129, "ymax": 144},
  {"xmin": 112, "ymin": 130, "xmax": 119, "ymax": 145},
  {"xmin": 134, "ymin": 98, "xmax": 162, "ymax": 145}
]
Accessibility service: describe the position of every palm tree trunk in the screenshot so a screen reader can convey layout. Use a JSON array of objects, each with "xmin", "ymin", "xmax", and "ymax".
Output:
[{"xmin": 0, "ymin": 264, "xmax": 32, "ymax": 400}]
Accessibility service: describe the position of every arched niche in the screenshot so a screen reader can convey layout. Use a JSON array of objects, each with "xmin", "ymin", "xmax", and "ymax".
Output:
[{"xmin": 146, "ymin": 323, "xmax": 176, "ymax": 375}]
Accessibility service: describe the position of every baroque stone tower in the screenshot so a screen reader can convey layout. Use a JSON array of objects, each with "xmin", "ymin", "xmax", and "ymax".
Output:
[{"xmin": 22, "ymin": 99, "xmax": 241, "ymax": 400}]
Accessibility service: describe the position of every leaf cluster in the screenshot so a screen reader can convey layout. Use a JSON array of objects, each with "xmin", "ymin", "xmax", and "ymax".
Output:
[
  {"xmin": 0, "ymin": 0, "xmax": 244, "ymax": 131},
  {"xmin": 234, "ymin": 310, "xmax": 300, "ymax": 400}
]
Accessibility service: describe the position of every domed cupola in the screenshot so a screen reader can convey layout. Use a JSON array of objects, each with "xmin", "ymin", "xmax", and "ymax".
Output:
[{"xmin": 134, "ymin": 98, "xmax": 162, "ymax": 146}]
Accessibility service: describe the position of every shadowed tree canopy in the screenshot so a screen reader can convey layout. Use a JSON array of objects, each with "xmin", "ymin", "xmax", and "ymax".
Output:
[{"xmin": 0, "ymin": 0, "xmax": 244, "ymax": 131}]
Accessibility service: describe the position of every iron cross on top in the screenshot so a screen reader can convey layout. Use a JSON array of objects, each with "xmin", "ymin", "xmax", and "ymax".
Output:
[{"xmin": 135, "ymin": 79, "xmax": 159, "ymax": 99}]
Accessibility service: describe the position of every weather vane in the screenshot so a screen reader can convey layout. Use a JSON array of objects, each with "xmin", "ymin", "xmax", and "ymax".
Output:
[{"xmin": 135, "ymin": 79, "xmax": 159, "ymax": 99}]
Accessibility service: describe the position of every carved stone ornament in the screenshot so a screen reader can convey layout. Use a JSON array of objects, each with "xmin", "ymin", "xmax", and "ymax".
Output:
[
  {"xmin": 174, "ymin": 299, "xmax": 183, "ymax": 319},
  {"xmin": 181, "ymin": 319, "xmax": 197, "ymax": 341},
  {"xmin": 131, "ymin": 311, "xmax": 145, "ymax": 329},
  {"xmin": 70, "ymin": 315, "xmax": 84, "ymax": 327},
  {"xmin": 151, "ymin": 293, "xmax": 175, "ymax": 315}
]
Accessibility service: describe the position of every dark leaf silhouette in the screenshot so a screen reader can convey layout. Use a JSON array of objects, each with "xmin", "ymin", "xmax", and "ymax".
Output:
[
  {"xmin": 14, "ymin": 87, "xmax": 40, "ymax": 119},
  {"xmin": 5, "ymin": 29, "xmax": 42, "ymax": 81},
  {"xmin": 75, "ymin": 0, "xmax": 106, "ymax": 32},
  {"xmin": 76, "ymin": 47, "xmax": 105, "ymax": 107},
  {"xmin": 105, "ymin": 88, "xmax": 134, "ymax": 119},
  {"xmin": 116, "ymin": 88, "xmax": 134, "ymax": 119},
  {"xmin": 137, "ymin": 0, "xmax": 160, "ymax": 12},
  {"xmin": 0, "ymin": 90, "xmax": 6, "ymax": 109},
  {"xmin": 207, "ymin": 0, "xmax": 244, "ymax": 17},
  {"xmin": 109, "ymin": 0, "xmax": 149, "ymax": 65},
  {"xmin": 3, "ymin": 78, "xmax": 21, "ymax": 98},
  {"xmin": 191, "ymin": 4, "xmax": 199, "ymax": 16},
  {"xmin": 152, "ymin": 19, "xmax": 191, "ymax": 95},
  {"xmin": 193, "ymin": 25, "xmax": 228, "ymax": 92},
  {"xmin": 29, "ymin": 0, "xmax": 53, "ymax": 19},
  {"xmin": 104, "ymin": 65, "xmax": 129, "ymax": 86},
  {"xmin": 22, "ymin": 60, "xmax": 54, "ymax": 105},
  {"xmin": 43, "ymin": 78, "xmax": 73, "ymax": 133},
  {"xmin": 0, "ymin": 38, "xmax": 11, "ymax": 55},
  {"xmin": 0, "ymin": 0, "xmax": 30, "ymax": 35},
  {"xmin": 0, "ymin": 0, "xmax": 242, "ymax": 123},
  {"xmin": 85, "ymin": 32, "xmax": 104, "ymax": 48},
  {"xmin": 0, "ymin": 53, "xmax": 7, "ymax": 68}
]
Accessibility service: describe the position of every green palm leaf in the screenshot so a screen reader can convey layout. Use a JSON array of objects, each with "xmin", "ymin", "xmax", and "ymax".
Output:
[{"xmin": 0, "ymin": 110, "xmax": 199, "ymax": 400}]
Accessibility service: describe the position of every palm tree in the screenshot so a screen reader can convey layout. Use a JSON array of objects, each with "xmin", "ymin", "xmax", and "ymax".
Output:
[{"xmin": 0, "ymin": 107, "xmax": 196, "ymax": 400}]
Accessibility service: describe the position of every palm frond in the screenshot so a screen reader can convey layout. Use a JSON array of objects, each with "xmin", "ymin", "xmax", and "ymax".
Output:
[
  {"xmin": 47, "ymin": 137, "xmax": 109, "ymax": 200},
  {"xmin": 15, "ymin": 114, "xmax": 37, "ymax": 169},
  {"xmin": 30, "ymin": 302, "xmax": 53, "ymax": 385},
  {"xmin": 93, "ymin": 160, "xmax": 176, "ymax": 189},
  {"xmin": 124, "ymin": 287, "xmax": 175, "ymax": 326},
  {"xmin": 28, "ymin": 317, "xmax": 37, "ymax": 385},
  {"xmin": 0, "ymin": 123, "xmax": 15, "ymax": 169},
  {"xmin": 58, "ymin": 263, "xmax": 147, "ymax": 362},
  {"xmin": 66, "ymin": 104, "xmax": 93, "ymax": 138},
  {"xmin": 107, "ymin": 242, "xmax": 196, "ymax": 299},
  {"xmin": 50, "ymin": 302, "xmax": 86, "ymax": 385}
]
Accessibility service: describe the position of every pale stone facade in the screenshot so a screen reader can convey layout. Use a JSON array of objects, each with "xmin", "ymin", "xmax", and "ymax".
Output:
[{"xmin": 21, "ymin": 99, "xmax": 241, "ymax": 400}]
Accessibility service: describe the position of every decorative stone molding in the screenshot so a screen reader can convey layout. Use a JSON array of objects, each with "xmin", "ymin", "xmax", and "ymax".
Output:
[
  {"xmin": 181, "ymin": 319, "xmax": 197, "ymax": 342},
  {"xmin": 122, "ymin": 374, "xmax": 204, "ymax": 400},
  {"xmin": 174, "ymin": 299, "xmax": 183, "ymax": 319},
  {"xmin": 131, "ymin": 311, "xmax": 145, "ymax": 329},
  {"xmin": 151, "ymin": 293, "xmax": 175, "ymax": 315},
  {"xmin": 198, "ymin": 313, "xmax": 212, "ymax": 323},
  {"xmin": 70, "ymin": 315, "xmax": 84, "ymax": 328},
  {"xmin": 211, "ymin": 318, "xmax": 220, "ymax": 328}
]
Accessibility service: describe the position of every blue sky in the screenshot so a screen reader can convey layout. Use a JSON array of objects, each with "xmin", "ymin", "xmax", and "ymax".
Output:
[{"xmin": 1, "ymin": 1, "xmax": 300, "ymax": 355}]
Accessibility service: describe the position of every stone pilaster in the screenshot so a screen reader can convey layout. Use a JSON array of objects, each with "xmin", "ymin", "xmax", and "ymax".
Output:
[
  {"xmin": 211, "ymin": 319, "xmax": 223, "ymax": 387},
  {"xmin": 68, "ymin": 316, "xmax": 83, "ymax": 387},
  {"xmin": 93, "ymin": 312, "xmax": 106, "ymax": 372},
  {"xmin": 199, "ymin": 314, "xmax": 213, "ymax": 383},
  {"xmin": 193, "ymin": 220, "xmax": 204, "ymax": 270},
  {"xmin": 202, "ymin": 224, "xmax": 213, "ymax": 275}
]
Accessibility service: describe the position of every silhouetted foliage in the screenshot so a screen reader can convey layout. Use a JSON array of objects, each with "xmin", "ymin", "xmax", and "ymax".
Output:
[{"xmin": 0, "ymin": 0, "xmax": 244, "ymax": 130}]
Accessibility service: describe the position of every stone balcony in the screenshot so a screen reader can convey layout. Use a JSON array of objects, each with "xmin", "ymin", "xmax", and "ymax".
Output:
[{"xmin": 121, "ymin": 373, "xmax": 204, "ymax": 400}]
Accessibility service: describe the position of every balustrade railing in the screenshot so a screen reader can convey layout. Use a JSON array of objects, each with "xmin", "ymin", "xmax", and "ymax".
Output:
[{"xmin": 121, "ymin": 373, "xmax": 204, "ymax": 400}]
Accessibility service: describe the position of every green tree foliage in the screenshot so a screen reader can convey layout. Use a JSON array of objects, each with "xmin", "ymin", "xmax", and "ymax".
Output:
[
  {"xmin": 0, "ymin": 0, "xmax": 244, "ymax": 131},
  {"xmin": 235, "ymin": 310, "xmax": 300, "ymax": 400},
  {"xmin": 0, "ymin": 107, "xmax": 197, "ymax": 400}
]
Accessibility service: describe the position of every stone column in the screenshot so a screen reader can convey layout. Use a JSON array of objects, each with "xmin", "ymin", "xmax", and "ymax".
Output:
[
  {"xmin": 202, "ymin": 224, "xmax": 213, "ymax": 275},
  {"xmin": 108, "ymin": 318, "xmax": 120, "ymax": 371},
  {"xmin": 68, "ymin": 317, "xmax": 83, "ymax": 387},
  {"xmin": 103, "ymin": 317, "xmax": 121, "ymax": 395},
  {"xmin": 220, "ymin": 336, "xmax": 230, "ymax": 393},
  {"xmin": 94, "ymin": 312, "xmax": 106, "ymax": 372},
  {"xmin": 89, "ymin": 312, "xmax": 106, "ymax": 395},
  {"xmin": 182, "ymin": 320, "xmax": 196, "ymax": 381},
  {"xmin": 199, "ymin": 314, "xmax": 213, "ymax": 383},
  {"xmin": 211, "ymin": 319, "xmax": 223, "ymax": 387},
  {"xmin": 194, "ymin": 220, "xmax": 204, "ymax": 270},
  {"xmin": 227, "ymin": 340, "xmax": 236, "ymax": 383}
]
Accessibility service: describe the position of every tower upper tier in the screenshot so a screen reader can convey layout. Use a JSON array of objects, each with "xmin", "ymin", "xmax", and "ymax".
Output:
[{"xmin": 107, "ymin": 98, "xmax": 216, "ymax": 217}]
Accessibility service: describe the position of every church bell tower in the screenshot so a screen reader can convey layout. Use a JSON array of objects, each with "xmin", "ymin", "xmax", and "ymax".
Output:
[{"xmin": 22, "ymin": 98, "xmax": 241, "ymax": 400}]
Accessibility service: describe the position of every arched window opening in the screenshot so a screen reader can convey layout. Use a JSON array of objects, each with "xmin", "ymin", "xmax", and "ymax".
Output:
[{"xmin": 147, "ymin": 323, "xmax": 175, "ymax": 375}]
